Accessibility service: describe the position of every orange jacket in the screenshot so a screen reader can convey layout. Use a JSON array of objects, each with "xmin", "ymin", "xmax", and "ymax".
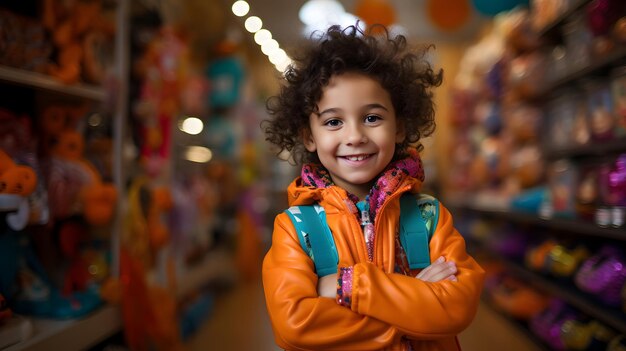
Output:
[{"xmin": 263, "ymin": 176, "xmax": 485, "ymax": 351}]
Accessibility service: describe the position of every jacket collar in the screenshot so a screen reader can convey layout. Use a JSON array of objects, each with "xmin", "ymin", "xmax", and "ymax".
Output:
[{"xmin": 287, "ymin": 149, "xmax": 424, "ymax": 221}]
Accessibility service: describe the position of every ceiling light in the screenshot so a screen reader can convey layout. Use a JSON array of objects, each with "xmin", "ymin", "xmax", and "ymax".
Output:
[
  {"xmin": 231, "ymin": 1, "xmax": 249, "ymax": 17},
  {"xmin": 275, "ymin": 57, "xmax": 292, "ymax": 72},
  {"xmin": 244, "ymin": 16, "xmax": 262, "ymax": 33},
  {"xmin": 261, "ymin": 39, "xmax": 279, "ymax": 56},
  {"xmin": 338, "ymin": 12, "xmax": 361, "ymax": 28},
  {"xmin": 185, "ymin": 146, "xmax": 213, "ymax": 163},
  {"xmin": 179, "ymin": 117, "xmax": 203, "ymax": 135},
  {"xmin": 254, "ymin": 29, "xmax": 272, "ymax": 45},
  {"xmin": 299, "ymin": 0, "xmax": 345, "ymax": 26},
  {"xmin": 269, "ymin": 49, "xmax": 288, "ymax": 65}
]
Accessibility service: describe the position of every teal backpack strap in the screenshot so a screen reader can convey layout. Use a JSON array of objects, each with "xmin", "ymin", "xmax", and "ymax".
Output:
[
  {"xmin": 284, "ymin": 204, "xmax": 338, "ymax": 276},
  {"xmin": 399, "ymin": 193, "xmax": 439, "ymax": 269}
]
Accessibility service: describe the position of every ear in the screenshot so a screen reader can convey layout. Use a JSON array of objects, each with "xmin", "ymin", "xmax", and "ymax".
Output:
[
  {"xmin": 395, "ymin": 120, "xmax": 406, "ymax": 143},
  {"xmin": 302, "ymin": 128, "xmax": 317, "ymax": 152}
]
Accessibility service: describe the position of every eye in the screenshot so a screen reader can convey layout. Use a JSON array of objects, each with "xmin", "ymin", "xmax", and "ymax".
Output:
[
  {"xmin": 364, "ymin": 114, "xmax": 381, "ymax": 124},
  {"xmin": 323, "ymin": 119, "xmax": 342, "ymax": 128}
]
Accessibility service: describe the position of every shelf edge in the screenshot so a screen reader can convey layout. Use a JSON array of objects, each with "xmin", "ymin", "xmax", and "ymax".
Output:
[
  {"xmin": 0, "ymin": 66, "xmax": 105, "ymax": 101},
  {"xmin": 3, "ymin": 305, "xmax": 121, "ymax": 351}
]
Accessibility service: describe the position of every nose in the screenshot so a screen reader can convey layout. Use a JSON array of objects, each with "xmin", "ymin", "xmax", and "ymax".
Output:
[{"xmin": 345, "ymin": 124, "xmax": 368, "ymax": 145}]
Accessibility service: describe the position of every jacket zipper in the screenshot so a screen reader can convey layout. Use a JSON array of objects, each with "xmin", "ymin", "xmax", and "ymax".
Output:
[
  {"xmin": 372, "ymin": 185, "xmax": 412, "ymax": 270},
  {"xmin": 357, "ymin": 197, "xmax": 374, "ymax": 262}
]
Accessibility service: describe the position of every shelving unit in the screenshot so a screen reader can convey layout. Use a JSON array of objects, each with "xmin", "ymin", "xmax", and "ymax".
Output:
[
  {"xmin": 536, "ymin": 0, "xmax": 590, "ymax": 37},
  {"xmin": 449, "ymin": 0, "xmax": 626, "ymax": 347},
  {"xmin": 0, "ymin": 0, "xmax": 129, "ymax": 349},
  {"xmin": 499, "ymin": 259, "xmax": 626, "ymax": 334},
  {"xmin": 544, "ymin": 137, "xmax": 626, "ymax": 159},
  {"xmin": 3, "ymin": 306, "xmax": 121, "ymax": 351},
  {"xmin": 451, "ymin": 203, "xmax": 626, "ymax": 241},
  {"xmin": 539, "ymin": 46, "xmax": 626, "ymax": 96},
  {"xmin": 0, "ymin": 66, "xmax": 105, "ymax": 101}
]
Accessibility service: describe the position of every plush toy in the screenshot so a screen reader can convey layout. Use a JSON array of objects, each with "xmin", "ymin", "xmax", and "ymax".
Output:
[
  {"xmin": 42, "ymin": 0, "xmax": 116, "ymax": 84},
  {"xmin": 0, "ymin": 150, "xmax": 37, "ymax": 197},
  {"xmin": 49, "ymin": 130, "xmax": 117, "ymax": 225}
]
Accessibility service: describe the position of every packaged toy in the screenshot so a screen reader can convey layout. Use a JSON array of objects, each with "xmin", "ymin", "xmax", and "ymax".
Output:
[
  {"xmin": 610, "ymin": 66, "xmax": 626, "ymax": 136},
  {"xmin": 584, "ymin": 79, "xmax": 616, "ymax": 141}
]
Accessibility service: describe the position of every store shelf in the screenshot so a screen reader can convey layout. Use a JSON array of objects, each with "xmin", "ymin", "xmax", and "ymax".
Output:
[
  {"xmin": 470, "ymin": 235, "xmax": 626, "ymax": 335},
  {"xmin": 499, "ymin": 259, "xmax": 626, "ymax": 335},
  {"xmin": 0, "ymin": 65, "xmax": 105, "ymax": 101},
  {"xmin": 450, "ymin": 203, "xmax": 626, "ymax": 241},
  {"xmin": 541, "ymin": 46, "xmax": 626, "ymax": 95},
  {"xmin": 3, "ymin": 305, "xmax": 121, "ymax": 351},
  {"xmin": 176, "ymin": 248, "xmax": 236, "ymax": 300},
  {"xmin": 536, "ymin": 0, "xmax": 590, "ymax": 38},
  {"xmin": 544, "ymin": 137, "xmax": 626, "ymax": 159}
]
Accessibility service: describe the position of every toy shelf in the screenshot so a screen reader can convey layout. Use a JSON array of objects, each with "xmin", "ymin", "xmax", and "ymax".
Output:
[
  {"xmin": 544, "ymin": 137, "xmax": 626, "ymax": 159},
  {"xmin": 536, "ymin": 0, "xmax": 590, "ymax": 38},
  {"xmin": 499, "ymin": 257, "xmax": 626, "ymax": 334},
  {"xmin": 3, "ymin": 305, "xmax": 121, "ymax": 351},
  {"xmin": 0, "ymin": 65, "xmax": 106, "ymax": 101},
  {"xmin": 467, "ymin": 235, "xmax": 626, "ymax": 336},
  {"xmin": 0, "ymin": 1, "xmax": 129, "ymax": 350},
  {"xmin": 450, "ymin": 203, "xmax": 626, "ymax": 241},
  {"xmin": 540, "ymin": 46, "xmax": 626, "ymax": 96}
]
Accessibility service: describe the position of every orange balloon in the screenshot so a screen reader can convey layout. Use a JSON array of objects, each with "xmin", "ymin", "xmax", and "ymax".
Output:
[
  {"xmin": 426, "ymin": 0, "xmax": 471, "ymax": 32},
  {"xmin": 355, "ymin": 0, "xmax": 396, "ymax": 29}
]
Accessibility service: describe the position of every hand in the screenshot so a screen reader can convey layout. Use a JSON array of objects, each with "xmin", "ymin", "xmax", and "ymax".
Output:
[
  {"xmin": 415, "ymin": 256, "xmax": 457, "ymax": 282},
  {"xmin": 317, "ymin": 273, "xmax": 338, "ymax": 298}
]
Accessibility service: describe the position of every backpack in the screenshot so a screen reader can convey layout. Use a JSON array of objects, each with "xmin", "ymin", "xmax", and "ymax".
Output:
[{"xmin": 284, "ymin": 193, "xmax": 440, "ymax": 277}]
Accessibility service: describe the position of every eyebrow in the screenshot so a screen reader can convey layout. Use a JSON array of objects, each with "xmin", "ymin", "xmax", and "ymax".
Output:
[{"xmin": 316, "ymin": 103, "xmax": 389, "ymax": 118}]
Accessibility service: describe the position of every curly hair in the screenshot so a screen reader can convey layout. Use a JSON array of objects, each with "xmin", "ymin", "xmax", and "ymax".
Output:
[{"xmin": 263, "ymin": 24, "xmax": 443, "ymax": 164}]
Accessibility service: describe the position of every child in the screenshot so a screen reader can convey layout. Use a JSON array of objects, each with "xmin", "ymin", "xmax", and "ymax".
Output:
[{"xmin": 262, "ymin": 24, "xmax": 485, "ymax": 351}]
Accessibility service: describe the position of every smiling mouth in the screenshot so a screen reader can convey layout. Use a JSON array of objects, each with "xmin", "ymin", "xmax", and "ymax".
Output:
[{"xmin": 342, "ymin": 154, "xmax": 373, "ymax": 161}]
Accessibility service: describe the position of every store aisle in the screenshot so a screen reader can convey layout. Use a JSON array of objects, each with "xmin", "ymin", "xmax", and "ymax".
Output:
[
  {"xmin": 186, "ymin": 277, "xmax": 540, "ymax": 351},
  {"xmin": 186, "ymin": 279, "xmax": 280, "ymax": 351}
]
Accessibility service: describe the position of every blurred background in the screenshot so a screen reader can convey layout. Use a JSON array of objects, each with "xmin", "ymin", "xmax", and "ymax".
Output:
[{"xmin": 0, "ymin": 0, "xmax": 626, "ymax": 350}]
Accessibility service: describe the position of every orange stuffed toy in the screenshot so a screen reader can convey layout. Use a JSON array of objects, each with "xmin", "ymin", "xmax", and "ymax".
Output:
[
  {"xmin": 50, "ymin": 130, "xmax": 117, "ymax": 225},
  {"xmin": 42, "ymin": 0, "xmax": 116, "ymax": 84},
  {"xmin": 0, "ymin": 149, "xmax": 37, "ymax": 196}
]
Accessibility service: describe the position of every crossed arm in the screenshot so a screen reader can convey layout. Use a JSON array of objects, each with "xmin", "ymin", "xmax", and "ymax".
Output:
[
  {"xmin": 262, "ymin": 205, "xmax": 484, "ymax": 350},
  {"xmin": 317, "ymin": 255, "xmax": 459, "ymax": 297}
]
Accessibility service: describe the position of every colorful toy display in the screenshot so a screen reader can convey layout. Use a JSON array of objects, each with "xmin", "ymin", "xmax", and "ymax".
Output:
[
  {"xmin": 575, "ymin": 246, "xmax": 626, "ymax": 307},
  {"xmin": 42, "ymin": 0, "xmax": 116, "ymax": 84}
]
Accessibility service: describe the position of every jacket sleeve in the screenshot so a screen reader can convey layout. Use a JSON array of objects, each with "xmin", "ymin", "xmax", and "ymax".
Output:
[
  {"xmin": 345, "ymin": 203, "xmax": 485, "ymax": 339},
  {"xmin": 262, "ymin": 213, "xmax": 400, "ymax": 350}
]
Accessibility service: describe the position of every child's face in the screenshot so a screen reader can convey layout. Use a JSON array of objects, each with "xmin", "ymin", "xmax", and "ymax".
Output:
[{"xmin": 304, "ymin": 72, "xmax": 404, "ymax": 199}]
